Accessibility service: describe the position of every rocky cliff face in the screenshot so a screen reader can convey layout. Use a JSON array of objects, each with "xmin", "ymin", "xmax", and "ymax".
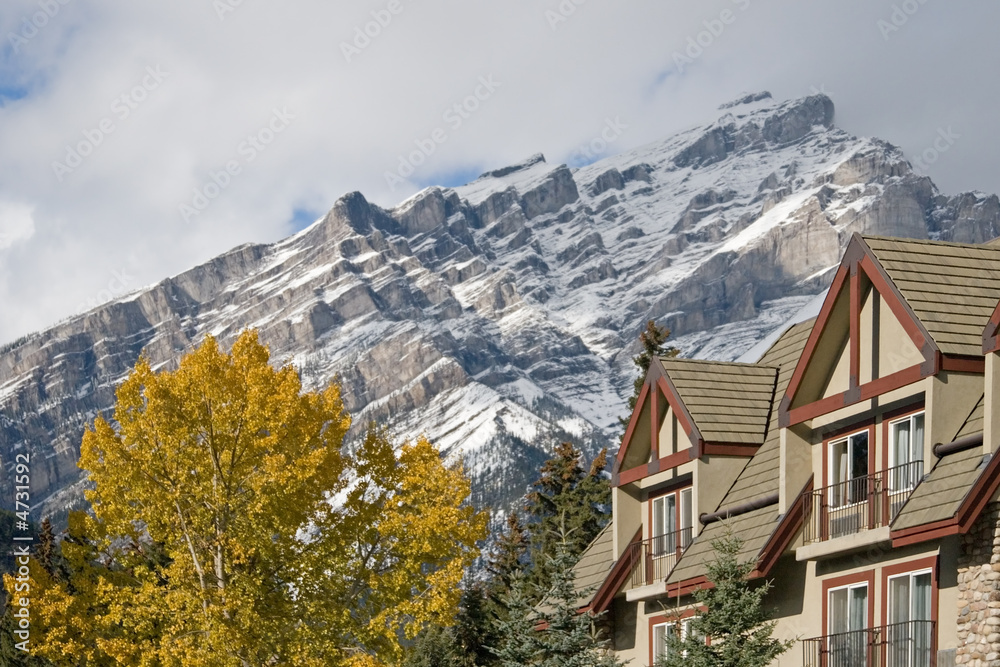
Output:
[{"xmin": 1, "ymin": 92, "xmax": 997, "ymax": 521}]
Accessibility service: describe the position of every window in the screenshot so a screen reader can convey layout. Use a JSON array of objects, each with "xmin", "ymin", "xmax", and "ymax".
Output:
[
  {"xmin": 828, "ymin": 582, "xmax": 869, "ymax": 665},
  {"xmin": 887, "ymin": 570, "xmax": 932, "ymax": 667},
  {"xmin": 651, "ymin": 621, "xmax": 673, "ymax": 663},
  {"xmin": 889, "ymin": 413, "xmax": 925, "ymax": 492},
  {"xmin": 652, "ymin": 617, "xmax": 700, "ymax": 662},
  {"xmin": 651, "ymin": 488, "xmax": 693, "ymax": 555},
  {"xmin": 829, "ymin": 430, "xmax": 869, "ymax": 507}
]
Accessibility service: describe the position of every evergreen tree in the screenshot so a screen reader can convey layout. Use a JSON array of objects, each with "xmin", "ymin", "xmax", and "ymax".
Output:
[
  {"xmin": 404, "ymin": 623, "xmax": 464, "ymax": 667},
  {"xmin": 0, "ymin": 610, "xmax": 54, "ymax": 666},
  {"xmin": 454, "ymin": 584, "xmax": 502, "ymax": 667},
  {"xmin": 656, "ymin": 527, "xmax": 794, "ymax": 667},
  {"xmin": 490, "ymin": 570, "xmax": 544, "ymax": 667},
  {"xmin": 486, "ymin": 513, "xmax": 528, "ymax": 600},
  {"xmin": 532, "ymin": 525, "xmax": 623, "ymax": 667},
  {"xmin": 524, "ymin": 444, "xmax": 611, "ymax": 601},
  {"xmin": 620, "ymin": 320, "xmax": 678, "ymax": 433}
]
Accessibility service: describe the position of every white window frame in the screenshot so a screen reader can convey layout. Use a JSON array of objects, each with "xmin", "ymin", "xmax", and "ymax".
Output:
[
  {"xmin": 827, "ymin": 581, "xmax": 869, "ymax": 636},
  {"xmin": 652, "ymin": 617, "xmax": 699, "ymax": 662},
  {"xmin": 887, "ymin": 568, "xmax": 933, "ymax": 623},
  {"xmin": 886, "ymin": 568, "xmax": 933, "ymax": 667}
]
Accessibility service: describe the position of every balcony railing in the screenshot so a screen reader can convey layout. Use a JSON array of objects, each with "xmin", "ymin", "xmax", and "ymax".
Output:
[
  {"xmin": 803, "ymin": 620, "xmax": 936, "ymax": 667},
  {"xmin": 626, "ymin": 527, "xmax": 693, "ymax": 589},
  {"xmin": 803, "ymin": 461, "xmax": 923, "ymax": 544}
]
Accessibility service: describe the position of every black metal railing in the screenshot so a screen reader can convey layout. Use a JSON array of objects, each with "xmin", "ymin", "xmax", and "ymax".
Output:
[
  {"xmin": 803, "ymin": 461, "xmax": 923, "ymax": 544},
  {"xmin": 626, "ymin": 527, "xmax": 693, "ymax": 589},
  {"xmin": 802, "ymin": 620, "xmax": 936, "ymax": 667}
]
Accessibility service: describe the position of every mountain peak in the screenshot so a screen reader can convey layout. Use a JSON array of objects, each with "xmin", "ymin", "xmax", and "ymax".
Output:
[
  {"xmin": 4, "ymin": 93, "xmax": 998, "ymax": 526},
  {"xmin": 478, "ymin": 153, "xmax": 547, "ymax": 180},
  {"xmin": 718, "ymin": 91, "xmax": 773, "ymax": 110}
]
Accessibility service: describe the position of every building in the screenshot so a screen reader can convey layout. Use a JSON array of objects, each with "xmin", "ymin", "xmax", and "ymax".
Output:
[{"xmin": 571, "ymin": 234, "xmax": 1000, "ymax": 666}]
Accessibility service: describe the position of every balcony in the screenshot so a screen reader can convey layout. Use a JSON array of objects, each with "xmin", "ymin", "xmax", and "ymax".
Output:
[
  {"xmin": 802, "ymin": 620, "xmax": 936, "ymax": 667},
  {"xmin": 624, "ymin": 528, "xmax": 692, "ymax": 599},
  {"xmin": 803, "ymin": 461, "xmax": 923, "ymax": 545}
]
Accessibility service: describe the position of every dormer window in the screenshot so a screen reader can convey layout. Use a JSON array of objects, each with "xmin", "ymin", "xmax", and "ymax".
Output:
[{"xmin": 651, "ymin": 487, "xmax": 693, "ymax": 554}]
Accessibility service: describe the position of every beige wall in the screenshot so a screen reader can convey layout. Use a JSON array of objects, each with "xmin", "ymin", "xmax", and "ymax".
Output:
[{"xmin": 985, "ymin": 353, "xmax": 1000, "ymax": 454}]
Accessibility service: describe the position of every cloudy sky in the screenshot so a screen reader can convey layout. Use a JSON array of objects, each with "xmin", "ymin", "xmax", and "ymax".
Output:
[{"xmin": 0, "ymin": 0, "xmax": 996, "ymax": 344}]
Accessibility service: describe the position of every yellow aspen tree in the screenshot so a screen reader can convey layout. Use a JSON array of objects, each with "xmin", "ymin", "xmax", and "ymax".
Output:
[{"xmin": 11, "ymin": 330, "xmax": 486, "ymax": 667}]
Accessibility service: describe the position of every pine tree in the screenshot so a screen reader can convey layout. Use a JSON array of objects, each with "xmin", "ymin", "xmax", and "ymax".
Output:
[
  {"xmin": 533, "ymin": 525, "xmax": 623, "ymax": 667},
  {"xmin": 524, "ymin": 444, "xmax": 611, "ymax": 601},
  {"xmin": 656, "ymin": 527, "xmax": 794, "ymax": 667},
  {"xmin": 619, "ymin": 320, "xmax": 678, "ymax": 433},
  {"xmin": 490, "ymin": 569, "xmax": 544, "ymax": 667},
  {"xmin": 404, "ymin": 624, "xmax": 463, "ymax": 667},
  {"xmin": 454, "ymin": 584, "xmax": 502, "ymax": 667},
  {"xmin": 486, "ymin": 513, "xmax": 528, "ymax": 600}
]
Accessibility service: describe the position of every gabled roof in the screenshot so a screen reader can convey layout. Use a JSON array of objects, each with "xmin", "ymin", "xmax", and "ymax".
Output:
[
  {"xmin": 780, "ymin": 234, "xmax": 998, "ymax": 427},
  {"xmin": 665, "ymin": 320, "xmax": 814, "ymax": 586},
  {"xmin": 864, "ymin": 236, "xmax": 1000, "ymax": 357},
  {"xmin": 614, "ymin": 354, "xmax": 780, "ymax": 485},
  {"xmin": 659, "ymin": 359, "xmax": 777, "ymax": 446}
]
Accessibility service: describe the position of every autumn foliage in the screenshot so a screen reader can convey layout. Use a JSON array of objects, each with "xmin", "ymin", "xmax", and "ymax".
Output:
[{"xmin": 5, "ymin": 331, "xmax": 486, "ymax": 667}]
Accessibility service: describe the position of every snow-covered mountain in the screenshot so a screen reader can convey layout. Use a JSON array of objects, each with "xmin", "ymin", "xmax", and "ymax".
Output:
[{"xmin": 1, "ymin": 92, "xmax": 998, "ymax": 521}]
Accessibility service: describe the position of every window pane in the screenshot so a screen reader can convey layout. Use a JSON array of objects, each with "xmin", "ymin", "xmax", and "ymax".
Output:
[
  {"xmin": 889, "ymin": 576, "xmax": 910, "ymax": 624},
  {"xmin": 653, "ymin": 624, "xmax": 667, "ymax": 661},
  {"xmin": 653, "ymin": 498, "xmax": 664, "ymax": 542},
  {"xmin": 680, "ymin": 489, "xmax": 692, "ymax": 548},
  {"xmin": 893, "ymin": 420, "xmax": 911, "ymax": 467},
  {"xmin": 830, "ymin": 588, "xmax": 849, "ymax": 634},
  {"xmin": 831, "ymin": 440, "xmax": 848, "ymax": 506},
  {"xmin": 913, "ymin": 414, "xmax": 925, "ymax": 464},
  {"xmin": 912, "ymin": 572, "xmax": 931, "ymax": 621},
  {"xmin": 665, "ymin": 495, "xmax": 677, "ymax": 552},
  {"xmin": 850, "ymin": 585, "xmax": 867, "ymax": 631},
  {"xmin": 851, "ymin": 432, "xmax": 869, "ymax": 479},
  {"xmin": 849, "ymin": 432, "xmax": 869, "ymax": 505}
]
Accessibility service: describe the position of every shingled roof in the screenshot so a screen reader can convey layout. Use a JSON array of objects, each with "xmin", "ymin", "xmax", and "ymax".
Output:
[
  {"xmin": 863, "ymin": 236, "xmax": 1000, "ymax": 357},
  {"xmin": 668, "ymin": 319, "xmax": 814, "ymax": 585},
  {"xmin": 659, "ymin": 358, "xmax": 777, "ymax": 446}
]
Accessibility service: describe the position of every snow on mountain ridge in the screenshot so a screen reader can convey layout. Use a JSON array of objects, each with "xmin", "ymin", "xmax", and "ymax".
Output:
[{"xmin": 2, "ymin": 93, "xmax": 998, "ymax": 523}]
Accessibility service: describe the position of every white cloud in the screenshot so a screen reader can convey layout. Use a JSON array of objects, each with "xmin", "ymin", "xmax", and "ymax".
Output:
[
  {"xmin": 0, "ymin": 0, "xmax": 998, "ymax": 343},
  {"xmin": 0, "ymin": 201, "xmax": 35, "ymax": 250}
]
